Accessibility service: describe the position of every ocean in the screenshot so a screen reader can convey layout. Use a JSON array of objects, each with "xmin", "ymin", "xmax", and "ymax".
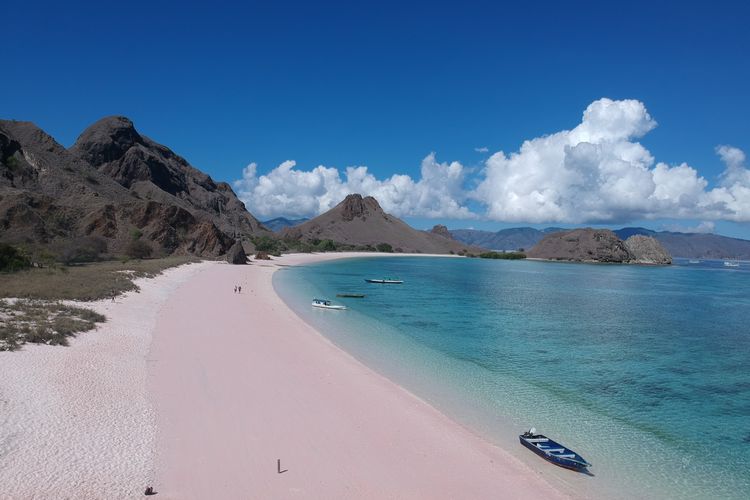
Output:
[{"xmin": 274, "ymin": 256, "xmax": 750, "ymax": 499}]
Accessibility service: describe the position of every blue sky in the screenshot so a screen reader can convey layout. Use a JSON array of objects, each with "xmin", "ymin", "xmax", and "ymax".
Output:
[{"xmin": 3, "ymin": 1, "xmax": 750, "ymax": 237}]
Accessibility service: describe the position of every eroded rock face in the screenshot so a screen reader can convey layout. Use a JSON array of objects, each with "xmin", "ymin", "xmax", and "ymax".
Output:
[
  {"xmin": 527, "ymin": 229, "xmax": 673, "ymax": 265},
  {"xmin": 226, "ymin": 240, "xmax": 248, "ymax": 264},
  {"xmin": 0, "ymin": 116, "xmax": 270, "ymax": 258},
  {"xmin": 527, "ymin": 229, "xmax": 631, "ymax": 262},
  {"xmin": 624, "ymin": 235, "xmax": 672, "ymax": 264},
  {"xmin": 339, "ymin": 194, "xmax": 382, "ymax": 221},
  {"xmin": 430, "ymin": 224, "xmax": 453, "ymax": 239}
]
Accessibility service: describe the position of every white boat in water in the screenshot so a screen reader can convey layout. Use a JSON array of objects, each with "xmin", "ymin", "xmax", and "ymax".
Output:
[
  {"xmin": 724, "ymin": 260, "xmax": 740, "ymax": 268},
  {"xmin": 312, "ymin": 298, "xmax": 347, "ymax": 310},
  {"xmin": 688, "ymin": 259, "xmax": 700, "ymax": 264},
  {"xmin": 365, "ymin": 277, "xmax": 404, "ymax": 284}
]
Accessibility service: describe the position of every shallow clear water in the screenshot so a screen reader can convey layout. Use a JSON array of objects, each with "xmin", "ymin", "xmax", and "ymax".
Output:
[{"xmin": 274, "ymin": 257, "xmax": 750, "ymax": 499}]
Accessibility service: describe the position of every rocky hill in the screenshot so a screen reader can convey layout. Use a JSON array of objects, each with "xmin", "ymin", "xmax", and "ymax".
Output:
[
  {"xmin": 282, "ymin": 194, "xmax": 482, "ymax": 254},
  {"xmin": 452, "ymin": 225, "xmax": 749, "ymax": 259},
  {"xmin": 526, "ymin": 228, "xmax": 671, "ymax": 264},
  {"xmin": 623, "ymin": 235, "xmax": 672, "ymax": 264},
  {"xmin": 615, "ymin": 227, "xmax": 750, "ymax": 260},
  {"xmin": 0, "ymin": 117, "xmax": 270, "ymax": 258}
]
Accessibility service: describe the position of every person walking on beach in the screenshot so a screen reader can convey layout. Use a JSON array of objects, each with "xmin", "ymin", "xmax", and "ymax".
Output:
[
  {"xmin": 238, "ymin": 285, "xmax": 242, "ymax": 293},
  {"xmin": 234, "ymin": 285, "xmax": 237, "ymax": 293}
]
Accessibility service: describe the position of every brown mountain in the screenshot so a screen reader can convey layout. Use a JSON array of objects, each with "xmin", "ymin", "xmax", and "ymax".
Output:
[
  {"xmin": 282, "ymin": 194, "xmax": 482, "ymax": 254},
  {"xmin": 0, "ymin": 117, "xmax": 269, "ymax": 258},
  {"xmin": 527, "ymin": 228, "xmax": 671, "ymax": 264}
]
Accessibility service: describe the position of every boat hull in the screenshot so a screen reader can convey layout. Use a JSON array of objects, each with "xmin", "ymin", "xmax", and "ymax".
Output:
[
  {"xmin": 364, "ymin": 279, "xmax": 403, "ymax": 284},
  {"xmin": 312, "ymin": 304, "xmax": 346, "ymax": 310},
  {"xmin": 519, "ymin": 434, "xmax": 590, "ymax": 472}
]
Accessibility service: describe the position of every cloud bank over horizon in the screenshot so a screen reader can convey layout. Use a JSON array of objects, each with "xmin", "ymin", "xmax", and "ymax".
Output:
[{"xmin": 234, "ymin": 98, "xmax": 750, "ymax": 225}]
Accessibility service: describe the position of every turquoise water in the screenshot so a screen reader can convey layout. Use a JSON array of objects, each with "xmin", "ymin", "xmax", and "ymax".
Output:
[{"xmin": 274, "ymin": 257, "xmax": 750, "ymax": 499}]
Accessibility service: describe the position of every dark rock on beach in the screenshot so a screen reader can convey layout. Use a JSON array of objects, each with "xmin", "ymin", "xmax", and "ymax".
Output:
[{"xmin": 226, "ymin": 240, "xmax": 248, "ymax": 264}]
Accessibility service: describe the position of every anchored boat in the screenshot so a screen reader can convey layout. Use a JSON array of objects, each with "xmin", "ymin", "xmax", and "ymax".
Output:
[
  {"xmin": 364, "ymin": 277, "xmax": 403, "ymax": 284},
  {"xmin": 519, "ymin": 428, "xmax": 591, "ymax": 472},
  {"xmin": 311, "ymin": 298, "xmax": 347, "ymax": 310},
  {"xmin": 336, "ymin": 293, "xmax": 366, "ymax": 298}
]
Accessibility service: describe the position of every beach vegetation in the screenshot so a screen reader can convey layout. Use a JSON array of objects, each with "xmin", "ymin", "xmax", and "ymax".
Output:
[
  {"xmin": 0, "ymin": 255, "xmax": 195, "ymax": 301},
  {"xmin": 316, "ymin": 239, "xmax": 337, "ymax": 252},
  {"xmin": 479, "ymin": 251, "xmax": 526, "ymax": 260},
  {"xmin": 0, "ymin": 299, "xmax": 106, "ymax": 351},
  {"xmin": 125, "ymin": 239, "xmax": 153, "ymax": 259},
  {"xmin": 0, "ymin": 244, "xmax": 32, "ymax": 272},
  {"xmin": 252, "ymin": 235, "xmax": 285, "ymax": 255},
  {"xmin": 376, "ymin": 243, "xmax": 393, "ymax": 253}
]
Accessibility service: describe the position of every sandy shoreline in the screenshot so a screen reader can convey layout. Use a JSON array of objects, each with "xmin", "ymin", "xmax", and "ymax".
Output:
[
  {"xmin": 150, "ymin": 252, "xmax": 565, "ymax": 499},
  {"xmin": 0, "ymin": 261, "xmax": 212, "ymax": 499},
  {"xmin": 1, "ymin": 252, "xmax": 566, "ymax": 499}
]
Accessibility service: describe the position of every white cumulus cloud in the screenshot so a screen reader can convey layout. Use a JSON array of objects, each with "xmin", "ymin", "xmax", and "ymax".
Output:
[
  {"xmin": 233, "ymin": 153, "xmax": 475, "ymax": 220},
  {"xmin": 233, "ymin": 98, "xmax": 750, "ymax": 224},
  {"xmin": 473, "ymin": 98, "xmax": 750, "ymax": 223}
]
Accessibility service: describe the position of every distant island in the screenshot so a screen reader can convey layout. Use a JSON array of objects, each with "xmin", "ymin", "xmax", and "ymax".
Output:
[
  {"xmin": 526, "ymin": 228, "xmax": 672, "ymax": 265},
  {"xmin": 450, "ymin": 226, "xmax": 750, "ymax": 260}
]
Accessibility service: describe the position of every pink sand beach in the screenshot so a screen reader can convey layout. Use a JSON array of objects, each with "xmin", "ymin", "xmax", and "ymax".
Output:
[
  {"xmin": 149, "ymin": 253, "xmax": 566, "ymax": 499},
  {"xmin": 1, "ymin": 254, "xmax": 567, "ymax": 499}
]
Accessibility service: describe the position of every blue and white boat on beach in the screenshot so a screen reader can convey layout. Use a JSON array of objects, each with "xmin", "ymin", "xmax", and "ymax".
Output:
[
  {"xmin": 311, "ymin": 298, "xmax": 347, "ymax": 310},
  {"xmin": 519, "ymin": 428, "xmax": 592, "ymax": 472},
  {"xmin": 364, "ymin": 277, "xmax": 403, "ymax": 284}
]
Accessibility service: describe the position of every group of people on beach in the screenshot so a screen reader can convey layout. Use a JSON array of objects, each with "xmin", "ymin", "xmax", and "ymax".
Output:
[{"xmin": 234, "ymin": 285, "xmax": 242, "ymax": 293}]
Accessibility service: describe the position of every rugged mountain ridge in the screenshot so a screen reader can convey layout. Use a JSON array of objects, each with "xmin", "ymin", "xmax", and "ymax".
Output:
[
  {"xmin": 282, "ymin": 194, "xmax": 482, "ymax": 254},
  {"xmin": 452, "ymin": 226, "xmax": 750, "ymax": 259},
  {"xmin": 0, "ymin": 117, "xmax": 269, "ymax": 257},
  {"xmin": 526, "ymin": 228, "xmax": 671, "ymax": 264}
]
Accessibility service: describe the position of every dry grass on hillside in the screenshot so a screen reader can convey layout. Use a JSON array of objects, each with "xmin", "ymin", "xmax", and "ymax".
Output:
[{"xmin": 0, "ymin": 256, "xmax": 198, "ymax": 301}]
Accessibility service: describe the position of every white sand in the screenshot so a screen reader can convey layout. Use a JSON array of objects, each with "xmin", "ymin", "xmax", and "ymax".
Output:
[{"xmin": 0, "ymin": 262, "xmax": 211, "ymax": 499}]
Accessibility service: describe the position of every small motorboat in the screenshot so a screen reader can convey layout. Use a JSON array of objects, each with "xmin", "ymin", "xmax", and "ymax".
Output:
[
  {"xmin": 364, "ymin": 277, "xmax": 403, "ymax": 284},
  {"xmin": 724, "ymin": 260, "xmax": 740, "ymax": 268},
  {"xmin": 688, "ymin": 259, "xmax": 700, "ymax": 264},
  {"xmin": 519, "ymin": 428, "xmax": 591, "ymax": 472},
  {"xmin": 312, "ymin": 298, "xmax": 347, "ymax": 310},
  {"xmin": 336, "ymin": 293, "xmax": 366, "ymax": 298}
]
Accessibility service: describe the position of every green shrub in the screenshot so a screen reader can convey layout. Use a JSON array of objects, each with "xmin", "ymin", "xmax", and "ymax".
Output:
[
  {"xmin": 376, "ymin": 243, "xmax": 393, "ymax": 253},
  {"xmin": 316, "ymin": 239, "xmax": 337, "ymax": 252},
  {"xmin": 0, "ymin": 244, "xmax": 31, "ymax": 272},
  {"xmin": 253, "ymin": 236, "xmax": 284, "ymax": 254},
  {"xmin": 478, "ymin": 251, "xmax": 526, "ymax": 260}
]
